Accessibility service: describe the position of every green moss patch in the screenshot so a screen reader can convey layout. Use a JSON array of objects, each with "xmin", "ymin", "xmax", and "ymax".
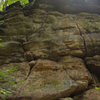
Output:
[{"xmin": 0, "ymin": 66, "xmax": 19, "ymax": 100}]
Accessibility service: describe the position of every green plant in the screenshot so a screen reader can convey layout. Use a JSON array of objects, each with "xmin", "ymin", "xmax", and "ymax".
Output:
[
  {"xmin": 83, "ymin": 21, "xmax": 100, "ymax": 31},
  {"xmin": 0, "ymin": 66, "xmax": 19, "ymax": 77},
  {"xmin": 95, "ymin": 86, "xmax": 100, "ymax": 90},
  {"xmin": 0, "ymin": 0, "xmax": 29, "ymax": 11},
  {"xmin": 87, "ymin": 24, "xmax": 100, "ymax": 30},
  {"xmin": 0, "ymin": 66, "xmax": 19, "ymax": 99},
  {"xmin": 0, "ymin": 87, "xmax": 13, "ymax": 100}
]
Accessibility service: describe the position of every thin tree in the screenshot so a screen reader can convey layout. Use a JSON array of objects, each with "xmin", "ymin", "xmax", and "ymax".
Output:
[{"xmin": 1, "ymin": 0, "xmax": 8, "ymax": 11}]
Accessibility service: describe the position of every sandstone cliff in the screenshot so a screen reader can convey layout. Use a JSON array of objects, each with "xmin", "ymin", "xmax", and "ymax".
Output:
[{"xmin": 0, "ymin": 1, "xmax": 100, "ymax": 100}]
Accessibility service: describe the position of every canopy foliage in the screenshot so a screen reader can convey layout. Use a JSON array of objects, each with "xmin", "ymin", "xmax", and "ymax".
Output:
[{"xmin": 0, "ymin": 0, "xmax": 29, "ymax": 11}]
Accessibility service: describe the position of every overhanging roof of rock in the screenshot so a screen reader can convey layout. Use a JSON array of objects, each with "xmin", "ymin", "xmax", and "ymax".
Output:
[{"xmin": 38, "ymin": 0, "xmax": 100, "ymax": 14}]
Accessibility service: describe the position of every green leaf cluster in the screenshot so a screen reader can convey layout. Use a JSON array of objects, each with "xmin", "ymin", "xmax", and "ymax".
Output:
[
  {"xmin": 0, "ymin": 0, "xmax": 29, "ymax": 11},
  {"xmin": 0, "ymin": 66, "xmax": 18, "ymax": 80},
  {"xmin": 8, "ymin": 0, "xmax": 29, "ymax": 6},
  {"xmin": 95, "ymin": 86, "xmax": 100, "ymax": 90},
  {"xmin": 0, "ymin": 66, "xmax": 19, "ymax": 99}
]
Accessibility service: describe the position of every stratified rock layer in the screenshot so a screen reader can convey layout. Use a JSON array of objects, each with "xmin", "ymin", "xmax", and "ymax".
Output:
[
  {"xmin": 36, "ymin": 0, "xmax": 100, "ymax": 14},
  {"xmin": 14, "ymin": 58, "xmax": 91, "ymax": 100},
  {"xmin": 0, "ymin": 2, "xmax": 100, "ymax": 100}
]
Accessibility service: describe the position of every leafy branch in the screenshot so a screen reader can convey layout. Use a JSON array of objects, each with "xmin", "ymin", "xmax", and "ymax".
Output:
[{"xmin": 0, "ymin": 0, "xmax": 29, "ymax": 11}]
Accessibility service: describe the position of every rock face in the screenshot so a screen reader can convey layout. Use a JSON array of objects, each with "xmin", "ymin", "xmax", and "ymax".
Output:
[
  {"xmin": 13, "ymin": 58, "xmax": 91, "ymax": 100},
  {"xmin": 37, "ymin": 0, "xmax": 100, "ymax": 14},
  {"xmin": 0, "ymin": 2, "xmax": 100, "ymax": 100},
  {"xmin": 85, "ymin": 55, "xmax": 100, "ymax": 80}
]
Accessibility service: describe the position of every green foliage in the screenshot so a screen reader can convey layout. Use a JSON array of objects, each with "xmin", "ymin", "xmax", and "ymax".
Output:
[
  {"xmin": 83, "ymin": 21, "xmax": 100, "ymax": 31},
  {"xmin": 0, "ymin": 66, "xmax": 19, "ymax": 99},
  {"xmin": 0, "ymin": 0, "xmax": 4, "ymax": 11},
  {"xmin": 0, "ymin": 87, "xmax": 13, "ymax": 98},
  {"xmin": 7, "ymin": 66, "xmax": 19, "ymax": 72},
  {"xmin": 0, "ymin": 66, "xmax": 25, "ymax": 99},
  {"xmin": 86, "ymin": 24, "xmax": 100, "ymax": 30},
  {"xmin": 8, "ymin": 0, "xmax": 29, "ymax": 6},
  {"xmin": 0, "ymin": 0, "xmax": 29, "ymax": 11},
  {"xmin": 0, "ymin": 66, "xmax": 18, "ymax": 78},
  {"xmin": 0, "ymin": 38, "xmax": 18, "ymax": 100},
  {"xmin": 95, "ymin": 86, "xmax": 100, "ymax": 90}
]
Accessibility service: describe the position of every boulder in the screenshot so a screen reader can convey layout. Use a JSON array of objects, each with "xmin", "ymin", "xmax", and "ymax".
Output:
[{"xmin": 8, "ymin": 57, "xmax": 92, "ymax": 100}]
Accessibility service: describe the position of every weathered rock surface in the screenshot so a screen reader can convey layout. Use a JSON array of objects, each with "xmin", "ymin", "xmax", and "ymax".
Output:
[
  {"xmin": 0, "ymin": 62, "xmax": 30, "ymax": 100},
  {"xmin": 11, "ymin": 58, "xmax": 91, "ymax": 100},
  {"xmin": 79, "ymin": 89, "xmax": 100, "ymax": 100},
  {"xmin": 37, "ymin": 0, "xmax": 100, "ymax": 14},
  {"xmin": 0, "ymin": 1, "xmax": 100, "ymax": 100}
]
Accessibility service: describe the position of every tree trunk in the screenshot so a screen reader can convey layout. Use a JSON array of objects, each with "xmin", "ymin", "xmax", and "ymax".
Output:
[{"xmin": 3, "ymin": 0, "xmax": 8, "ymax": 11}]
